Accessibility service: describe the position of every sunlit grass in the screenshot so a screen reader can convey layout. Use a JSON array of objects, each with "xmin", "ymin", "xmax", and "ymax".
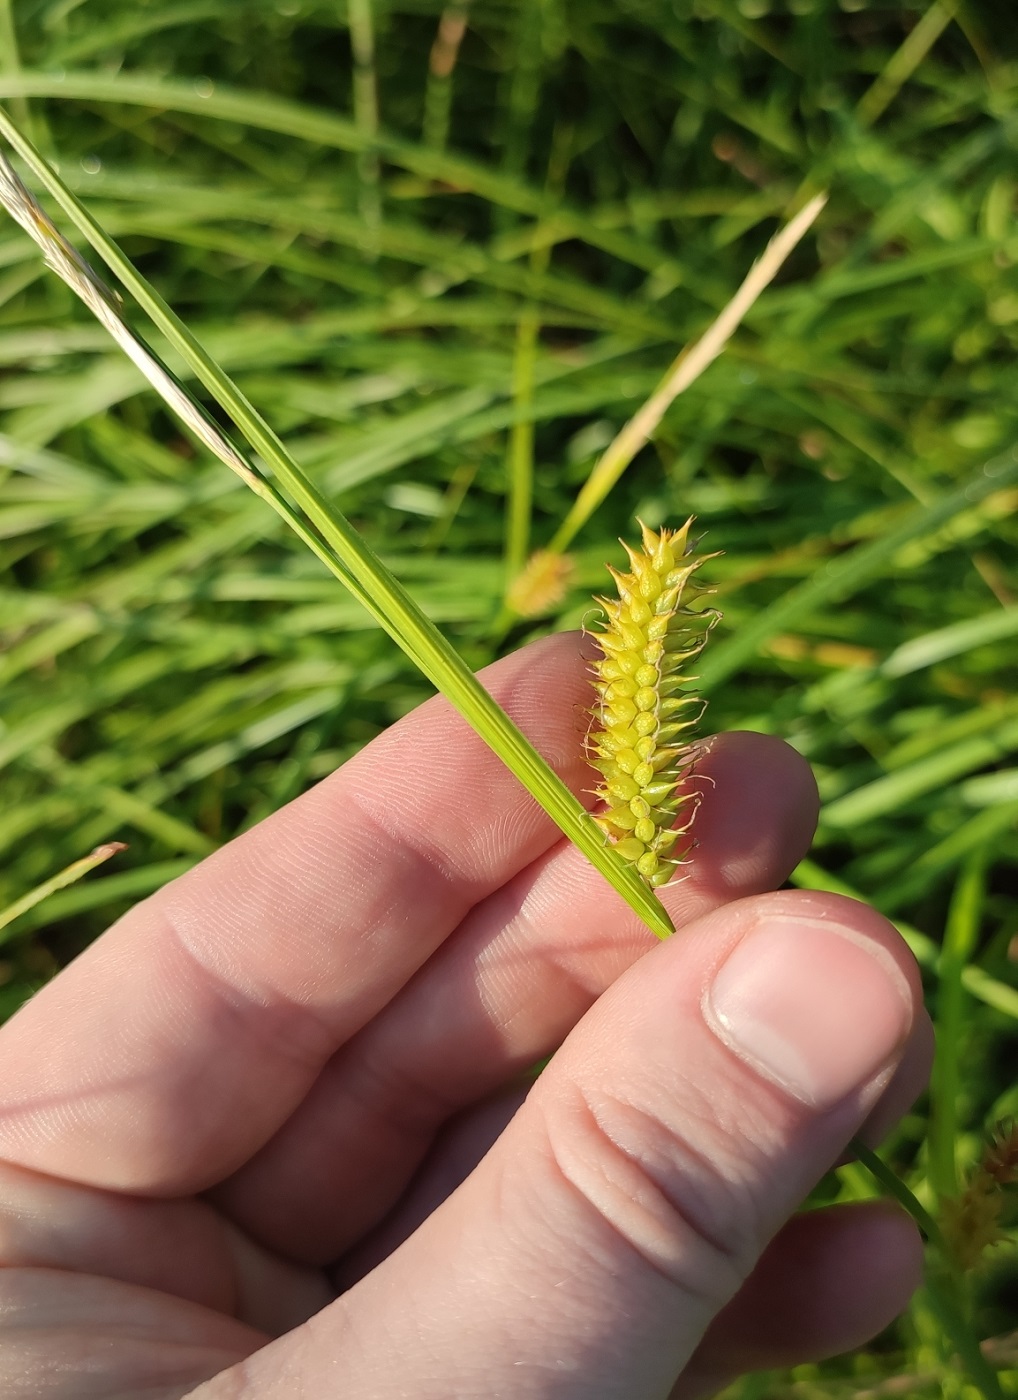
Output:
[{"xmin": 1, "ymin": 1, "xmax": 1016, "ymax": 1393}]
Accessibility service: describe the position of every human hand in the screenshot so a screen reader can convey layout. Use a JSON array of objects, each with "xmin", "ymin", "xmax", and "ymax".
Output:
[{"xmin": 0, "ymin": 633, "xmax": 930, "ymax": 1399}]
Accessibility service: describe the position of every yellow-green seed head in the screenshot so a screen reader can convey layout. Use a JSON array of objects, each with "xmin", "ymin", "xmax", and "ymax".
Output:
[{"xmin": 588, "ymin": 519, "xmax": 717, "ymax": 889}]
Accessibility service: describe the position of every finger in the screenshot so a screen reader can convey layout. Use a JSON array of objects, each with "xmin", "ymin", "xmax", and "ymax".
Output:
[
  {"xmin": 0, "ymin": 725, "xmax": 817, "ymax": 1317},
  {"xmin": 672, "ymin": 1202, "xmax": 924, "ymax": 1398},
  {"xmin": 215, "ymin": 732, "xmax": 819, "ymax": 1261},
  {"xmin": 855, "ymin": 1005, "xmax": 933, "ymax": 1149},
  {"xmin": 0, "ymin": 634, "xmax": 597, "ymax": 1194},
  {"xmin": 331, "ymin": 1002, "xmax": 930, "ymax": 1292},
  {"xmin": 191, "ymin": 890, "xmax": 922, "ymax": 1400},
  {"xmin": 0, "ymin": 1161, "xmax": 331, "ymax": 1335},
  {"xmin": 328, "ymin": 1082, "xmax": 534, "ymax": 1293},
  {"xmin": 0, "ymin": 1269, "xmax": 262, "ymax": 1400}
]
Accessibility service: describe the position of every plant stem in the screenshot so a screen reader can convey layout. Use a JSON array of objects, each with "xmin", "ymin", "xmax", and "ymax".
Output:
[{"xmin": 852, "ymin": 1139, "xmax": 1003, "ymax": 1400}]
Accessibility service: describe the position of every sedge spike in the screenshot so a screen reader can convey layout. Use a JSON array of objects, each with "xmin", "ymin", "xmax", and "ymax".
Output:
[
  {"xmin": 941, "ymin": 1119, "xmax": 1018, "ymax": 1272},
  {"xmin": 588, "ymin": 519, "xmax": 718, "ymax": 889}
]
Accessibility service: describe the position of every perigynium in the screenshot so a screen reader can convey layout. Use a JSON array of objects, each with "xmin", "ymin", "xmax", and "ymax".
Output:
[{"xmin": 588, "ymin": 519, "xmax": 718, "ymax": 888}]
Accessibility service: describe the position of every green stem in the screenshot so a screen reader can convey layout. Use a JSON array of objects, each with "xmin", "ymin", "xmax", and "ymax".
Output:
[
  {"xmin": 0, "ymin": 0, "xmax": 35, "ymax": 141},
  {"xmin": 0, "ymin": 106, "xmax": 674, "ymax": 942},
  {"xmin": 0, "ymin": 843, "xmax": 126, "ymax": 937},
  {"xmin": 504, "ymin": 123, "xmax": 568, "ymax": 594},
  {"xmin": 504, "ymin": 305, "xmax": 538, "ymax": 583},
  {"xmin": 348, "ymin": 0, "xmax": 381, "ymax": 255},
  {"xmin": 929, "ymin": 853, "xmax": 987, "ymax": 1201},
  {"xmin": 851, "ymin": 1138, "xmax": 945, "ymax": 1249},
  {"xmin": 422, "ymin": 3, "xmax": 470, "ymax": 151},
  {"xmin": 852, "ymin": 1139, "xmax": 1003, "ymax": 1400}
]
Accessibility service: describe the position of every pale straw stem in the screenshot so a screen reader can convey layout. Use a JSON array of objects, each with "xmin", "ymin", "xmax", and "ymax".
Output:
[
  {"xmin": 549, "ymin": 192, "xmax": 828, "ymax": 554},
  {"xmin": 0, "ymin": 150, "xmax": 259, "ymax": 485}
]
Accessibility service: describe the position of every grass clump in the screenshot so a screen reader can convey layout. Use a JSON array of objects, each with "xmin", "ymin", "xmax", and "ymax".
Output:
[{"xmin": 1, "ymin": 1, "xmax": 1017, "ymax": 1394}]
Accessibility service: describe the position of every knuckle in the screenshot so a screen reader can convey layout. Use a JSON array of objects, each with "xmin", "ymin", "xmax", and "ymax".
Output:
[{"xmin": 534, "ymin": 1078, "xmax": 766, "ymax": 1311}]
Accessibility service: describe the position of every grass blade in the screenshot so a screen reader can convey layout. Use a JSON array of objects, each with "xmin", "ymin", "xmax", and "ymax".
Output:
[
  {"xmin": 928, "ymin": 854, "xmax": 987, "ymax": 1202},
  {"xmin": 0, "ymin": 70, "xmax": 681, "ymax": 280},
  {"xmin": 881, "ymin": 606, "xmax": 1018, "ymax": 678},
  {"xmin": 0, "ymin": 841, "xmax": 127, "ymax": 939},
  {"xmin": 852, "ymin": 1138, "xmax": 1004, "ymax": 1400},
  {"xmin": 791, "ymin": 859, "xmax": 1018, "ymax": 1020},
  {"xmin": 821, "ymin": 708, "xmax": 1018, "ymax": 830},
  {"xmin": 701, "ymin": 450, "xmax": 1018, "ymax": 690},
  {"xmin": 547, "ymin": 193, "xmax": 828, "ymax": 556},
  {"xmin": 0, "ymin": 110, "xmax": 674, "ymax": 940}
]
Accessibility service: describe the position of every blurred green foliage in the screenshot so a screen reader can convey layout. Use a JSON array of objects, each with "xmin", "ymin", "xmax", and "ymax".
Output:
[{"xmin": 1, "ymin": 1, "xmax": 1016, "ymax": 1391}]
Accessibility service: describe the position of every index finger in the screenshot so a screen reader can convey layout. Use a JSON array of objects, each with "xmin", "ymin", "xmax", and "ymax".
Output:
[{"xmin": 0, "ymin": 634, "xmax": 599, "ymax": 1194}]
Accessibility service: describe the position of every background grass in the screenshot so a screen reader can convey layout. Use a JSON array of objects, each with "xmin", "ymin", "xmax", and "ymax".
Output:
[{"xmin": 1, "ymin": 0, "xmax": 1016, "ymax": 1393}]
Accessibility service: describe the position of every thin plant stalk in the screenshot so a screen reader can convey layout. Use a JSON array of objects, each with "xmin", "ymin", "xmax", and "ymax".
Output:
[
  {"xmin": 348, "ymin": 0, "xmax": 381, "ymax": 254},
  {"xmin": 423, "ymin": 2, "xmax": 470, "ymax": 151},
  {"xmin": 0, "ymin": 843, "xmax": 127, "ymax": 937},
  {"xmin": 0, "ymin": 112, "xmax": 674, "ymax": 940},
  {"xmin": 928, "ymin": 853, "xmax": 987, "ymax": 1202},
  {"xmin": 505, "ymin": 303, "xmax": 540, "ymax": 582},
  {"xmin": 546, "ymin": 193, "xmax": 828, "ymax": 558},
  {"xmin": 852, "ymin": 1139, "xmax": 1004, "ymax": 1400},
  {"xmin": 504, "ymin": 122, "xmax": 570, "ymax": 591},
  {"xmin": 855, "ymin": 0, "xmax": 957, "ymax": 128},
  {"xmin": 0, "ymin": 0, "xmax": 36, "ymax": 143}
]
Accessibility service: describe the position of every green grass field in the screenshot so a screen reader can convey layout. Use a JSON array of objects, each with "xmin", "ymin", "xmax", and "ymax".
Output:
[{"xmin": 1, "ymin": 0, "xmax": 1016, "ymax": 1393}]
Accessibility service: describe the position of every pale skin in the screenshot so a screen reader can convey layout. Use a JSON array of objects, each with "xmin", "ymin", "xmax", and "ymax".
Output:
[{"xmin": 0, "ymin": 633, "xmax": 932, "ymax": 1399}]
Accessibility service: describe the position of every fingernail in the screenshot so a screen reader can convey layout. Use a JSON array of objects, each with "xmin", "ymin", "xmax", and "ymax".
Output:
[{"xmin": 703, "ymin": 917, "xmax": 911, "ymax": 1109}]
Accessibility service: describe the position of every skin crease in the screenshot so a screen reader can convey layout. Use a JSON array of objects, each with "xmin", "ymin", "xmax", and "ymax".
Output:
[{"xmin": 0, "ymin": 634, "xmax": 931, "ymax": 1399}]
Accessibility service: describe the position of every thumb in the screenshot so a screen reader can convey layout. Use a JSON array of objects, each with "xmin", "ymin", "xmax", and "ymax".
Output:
[{"xmin": 194, "ymin": 890, "xmax": 922, "ymax": 1400}]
